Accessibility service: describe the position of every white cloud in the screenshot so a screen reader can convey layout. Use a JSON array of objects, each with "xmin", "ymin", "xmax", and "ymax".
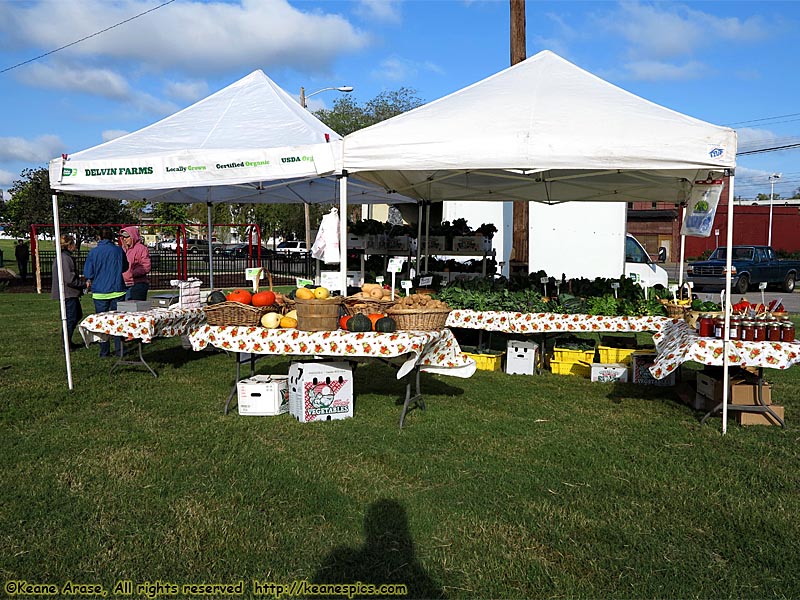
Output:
[
  {"xmin": 602, "ymin": 1, "xmax": 768, "ymax": 60},
  {"xmin": 19, "ymin": 63, "xmax": 130, "ymax": 100},
  {"xmin": 101, "ymin": 130, "xmax": 129, "ymax": 142},
  {"xmin": 0, "ymin": 135, "xmax": 65, "ymax": 162},
  {"xmin": 737, "ymin": 127, "xmax": 779, "ymax": 147},
  {"xmin": 372, "ymin": 56, "xmax": 444, "ymax": 82},
  {"xmin": 622, "ymin": 59, "xmax": 705, "ymax": 81},
  {"xmin": 355, "ymin": 0, "xmax": 402, "ymax": 24},
  {"xmin": 164, "ymin": 80, "xmax": 210, "ymax": 103},
  {"xmin": 0, "ymin": 0, "xmax": 370, "ymax": 75},
  {"xmin": 0, "ymin": 170, "xmax": 16, "ymax": 189}
]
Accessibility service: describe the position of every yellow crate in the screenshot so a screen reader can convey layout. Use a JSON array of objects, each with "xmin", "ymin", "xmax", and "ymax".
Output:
[
  {"xmin": 597, "ymin": 345, "xmax": 638, "ymax": 365},
  {"xmin": 549, "ymin": 358, "xmax": 591, "ymax": 378},
  {"xmin": 553, "ymin": 347, "xmax": 596, "ymax": 363},
  {"xmin": 464, "ymin": 351, "xmax": 504, "ymax": 371}
]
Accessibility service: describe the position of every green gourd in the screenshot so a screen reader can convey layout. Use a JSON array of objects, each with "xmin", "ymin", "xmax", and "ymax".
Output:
[
  {"xmin": 347, "ymin": 313, "xmax": 372, "ymax": 332},
  {"xmin": 374, "ymin": 316, "xmax": 397, "ymax": 333},
  {"xmin": 207, "ymin": 290, "xmax": 227, "ymax": 305}
]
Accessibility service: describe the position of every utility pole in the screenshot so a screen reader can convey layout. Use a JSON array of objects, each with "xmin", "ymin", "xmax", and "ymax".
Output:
[{"xmin": 510, "ymin": 0, "xmax": 528, "ymax": 273}]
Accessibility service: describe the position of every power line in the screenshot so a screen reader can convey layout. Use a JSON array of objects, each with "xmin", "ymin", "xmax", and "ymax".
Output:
[
  {"xmin": 0, "ymin": 0, "xmax": 176, "ymax": 75},
  {"xmin": 725, "ymin": 112, "xmax": 800, "ymax": 127}
]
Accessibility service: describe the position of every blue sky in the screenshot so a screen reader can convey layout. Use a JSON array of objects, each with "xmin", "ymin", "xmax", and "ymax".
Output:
[{"xmin": 1, "ymin": 0, "xmax": 798, "ymax": 201}]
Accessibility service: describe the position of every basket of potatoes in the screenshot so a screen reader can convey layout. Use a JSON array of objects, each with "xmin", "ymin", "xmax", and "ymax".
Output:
[
  {"xmin": 344, "ymin": 283, "xmax": 398, "ymax": 316},
  {"xmin": 386, "ymin": 293, "xmax": 452, "ymax": 331}
]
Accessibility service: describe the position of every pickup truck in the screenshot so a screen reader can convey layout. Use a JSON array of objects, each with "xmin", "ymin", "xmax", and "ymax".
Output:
[{"xmin": 687, "ymin": 245, "xmax": 799, "ymax": 294}]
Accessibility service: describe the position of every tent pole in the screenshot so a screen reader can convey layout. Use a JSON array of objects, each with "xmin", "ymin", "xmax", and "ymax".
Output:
[
  {"xmin": 678, "ymin": 203, "xmax": 686, "ymax": 289},
  {"xmin": 721, "ymin": 171, "xmax": 735, "ymax": 435},
  {"xmin": 339, "ymin": 172, "xmax": 348, "ymax": 295},
  {"xmin": 416, "ymin": 202, "xmax": 422, "ymax": 270},
  {"xmin": 207, "ymin": 202, "xmax": 214, "ymax": 290},
  {"xmin": 52, "ymin": 193, "xmax": 74, "ymax": 390},
  {"xmin": 424, "ymin": 202, "xmax": 431, "ymax": 273}
]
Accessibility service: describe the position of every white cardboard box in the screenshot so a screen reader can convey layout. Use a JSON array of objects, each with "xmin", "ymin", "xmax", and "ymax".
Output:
[
  {"xmin": 590, "ymin": 363, "xmax": 629, "ymax": 383},
  {"xmin": 288, "ymin": 361, "xmax": 353, "ymax": 422},
  {"xmin": 505, "ymin": 339, "xmax": 538, "ymax": 376},
  {"xmin": 237, "ymin": 375, "xmax": 289, "ymax": 416}
]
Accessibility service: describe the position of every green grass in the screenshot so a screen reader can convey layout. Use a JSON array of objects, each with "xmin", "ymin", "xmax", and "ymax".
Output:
[{"xmin": 1, "ymin": 293, "xmax": 799, "ymax": 598}]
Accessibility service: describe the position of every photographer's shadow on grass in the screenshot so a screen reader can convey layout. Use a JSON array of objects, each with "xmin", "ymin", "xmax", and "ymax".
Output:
[{"xmin": 312, "ymin": 499, "xmax": 445, "ymax": 599}]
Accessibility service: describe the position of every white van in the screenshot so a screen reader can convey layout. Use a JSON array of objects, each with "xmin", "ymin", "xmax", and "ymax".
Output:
[{"xmin": 624, "ymin": 234, "xmax": 668, "ymax": 289}]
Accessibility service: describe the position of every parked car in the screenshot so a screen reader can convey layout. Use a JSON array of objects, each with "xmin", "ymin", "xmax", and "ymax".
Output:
[
  {"xmin": 276, "ymin": 240, "xmax": 308, "ymax": 254},
  {"xmin": 222, "ymin": 243, "xmax": 275, "ymax": 257},
  {"xmin": 157, "ymin": 238, "xmax": 177, "ymax": 251},
  {"xmin": 687, "ymin": 245, "xmax": 799, "ymax": 293}
]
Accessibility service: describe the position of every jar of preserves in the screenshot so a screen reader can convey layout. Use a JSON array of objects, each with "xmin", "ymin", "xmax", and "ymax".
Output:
[
  {"xmin": 741, "ymin": 320, "xmax": 755, "ymax": 341},
  {"xmin": 698, "ymin": 314, "xmax": 714, "ymax": 337},
  {"xmin": 714, "ymin": 317, "xmax": 725, "ymax": 339},
  {"xmin": 729, "ymin": 317, "xmax": 741, "ymax": 340},
  {"xmin": 754, "ymin": 321, "xmax": 766, "ymax": 342},
  {"xmin": 782, "ymin": 321, "xmax": 795, "ymax": 343},
  {"xmin": 767, "ymin": 320, "xmax": 782, "ymax": 342}
]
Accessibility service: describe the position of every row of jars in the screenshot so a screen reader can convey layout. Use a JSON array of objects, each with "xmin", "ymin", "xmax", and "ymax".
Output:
[{"xmin": 698, "ymin": 314, "xmax": 795, "ymax": 342}]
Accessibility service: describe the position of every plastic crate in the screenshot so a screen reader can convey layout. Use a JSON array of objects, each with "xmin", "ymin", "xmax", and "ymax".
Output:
[
  {"xmin": 553, "ymin": 347, "xmax": 595, "ymax": 363},
  {"xmin": 464, "ymin": 351, "xmax": 504, "ymax": 371},
  {"xmin": 549, "ymin": 358, "xmax": 591, "ymax": 377},
  {"xmin": 597, "ymin": 345, "xmax": 638, "ymax": 365}
]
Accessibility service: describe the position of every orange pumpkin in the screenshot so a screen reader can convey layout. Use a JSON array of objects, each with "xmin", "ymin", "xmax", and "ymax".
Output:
[
  {"xmin": 367, "ymin": 313, "xmax": 384, "ymax": 331},
  {"xmin": 252, "ymin": 290, "xmax": 276, "ymax": 307},
  {"xmin": 226, "ymin": 289, "xmax": 252, "ymax": 305},
  {"xmin": 339, "ymin": 315, "xmax": 351, "ymax": 330}
]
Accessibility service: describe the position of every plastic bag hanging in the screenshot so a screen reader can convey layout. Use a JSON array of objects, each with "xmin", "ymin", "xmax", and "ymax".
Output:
[{"xmin": 311, "ymin": 207, "xmax": 340, "ymax": 264}]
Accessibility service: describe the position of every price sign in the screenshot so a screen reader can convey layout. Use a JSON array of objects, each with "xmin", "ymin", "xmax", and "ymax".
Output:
[
  {"xmin": 668, "ymin": 284, "xmax": 678, "ymax": 292},
  {"xmin": 540, "ymin": 276, "xmax": 549, "ymax": 284},
  {"xmin": 245, "ymin": 267, "xmax": 263, "ymax": 292},
  {"xmin": 401, "ymin": 280, "xmax": 413, "ymax": 294},
  {"xmin": 296, "ymin": 277, "xmax": 314, "ymax": 288},
  {"xmin": 686, "ymin": 281, "xmax": 694, "ymax": 289},
  {"xmin": 419, "ymin": 276, "xmax": 433, "ymax": 287},
  {"xmin": 759, "ymin": 281, "xmax": 768, "ymax": 290},
  {"xmin": 375, "ymin": 276, "xmax": 385, "ymax": 284},
  {"xmin": 387, "ymin": 257, "xmax": 405, "ymax": 273},
  {"xmin": 610, "ymin": 282, "xmax": 620, "ymax": 289}
]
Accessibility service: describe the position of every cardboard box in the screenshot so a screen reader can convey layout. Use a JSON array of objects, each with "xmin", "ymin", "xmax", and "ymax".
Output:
[
  {"xmin": 151, "ymin": 294, "xmax": 179, "ymax": 308},
  {"xmin": 452, "ymin": 236, "xmax": 491, "ymax": 254},
  {"xmin": 505, "ymin": 339, "xmax": 538, "ymax": 376},
  {"xmin": 365, "ymin": 234, "xmax": 387, "ymax": 251},
  {"xmin": 386, "ymin": 235, "xmax": 411, "ymax": 252},
  {"xmin": 631, "ymin": 351, "xmax": 676, "ymax": 386},
  {"xmin": 117, "ymin": 300, "xmax": 151, "ymax": 312},
  {"xmin": 735, "ymin": 405, "xmax": 784, "ymax": 426},
  {"xmin": 347, "ymin": 235, "xmax": 367, "ymax": 250},
  {"xmin": 423, "ymin": 236, "xmax": 446, "ymax": 252},
  {"xmin": 590, "ymin": 363, "xmax": 629, "ymax": 383},
  {"xmin": 696, "ymin": 372, "xmax": 772, "ymax": 406},
  {"xmin": 237, "ymin": 375, "xmax": 289, "ymax": 416},
  {"xmin": 288, "ymin": 361, "xmax": 353, "ymax": 422}
]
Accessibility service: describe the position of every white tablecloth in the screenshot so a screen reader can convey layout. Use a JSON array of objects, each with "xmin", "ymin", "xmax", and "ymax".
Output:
[
  {"xmin": 79, "ymin": 307, "xmax": 207, "ymax": 345},
  {"xmin": 189, "ymin": 326, "xmax": 476, "ymax": 379},
  {"xmin": 650, "ymin": 320, "xmax": 800, "ymax": 378},
  {"xmin": 446, "ymin": 309, "xmax": 675, "ymax": 334}
]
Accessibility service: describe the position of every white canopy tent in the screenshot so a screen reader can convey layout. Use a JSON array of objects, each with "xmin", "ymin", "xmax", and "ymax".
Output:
[
  {"xmin": 48, "ymin": 69, "xmax": 407, "ymax": 389},
  {"xmin": 340, "ymin": 50, "xmax": 739, "ymax": 432}
]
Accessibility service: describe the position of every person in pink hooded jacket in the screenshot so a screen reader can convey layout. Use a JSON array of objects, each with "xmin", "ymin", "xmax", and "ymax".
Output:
[{"xmin": 120, "ymin": 226, "xmax": 152, "ymax": 300}]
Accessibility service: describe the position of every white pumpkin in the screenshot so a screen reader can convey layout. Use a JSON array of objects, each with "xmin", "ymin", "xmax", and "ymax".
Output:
[{"xmin": 260, "ymin": 312, "xmax": 282, "ymax": 329}]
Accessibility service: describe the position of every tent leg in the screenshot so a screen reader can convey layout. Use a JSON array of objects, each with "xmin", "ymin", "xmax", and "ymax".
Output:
[
  {"xmin": 339, "ymin": 172, "xmax": 348, "ymax": 294},
  {"xmin": 52, "ymin": 193, "xmax": 74, "ymax": 390},
  {"xmin": 721, "ymin": 171, "xmax": 736, "ymax": 434},
  {"xmin": 207, "ymin": 202, "xmax": 214, "ymax": 290}
]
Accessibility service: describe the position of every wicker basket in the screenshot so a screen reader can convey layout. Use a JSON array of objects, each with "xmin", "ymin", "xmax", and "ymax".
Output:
[
  {"xmin": 386, "ymin": 307, "xmax": 451, "ymax": 331},
  {"xmin": 343, "ymin": 297, "xmax": 397, "ymax": 317},
  {"xmin": 663, "ymin": 302, "xmax": 688, "ymax": 319},
  {"xmin": 204, "ymin": 301, "xmax": 272, "ymax": 326},
  {"xmin": 295, "ymin": 297, "xmax": 344, "ymax": 331}
]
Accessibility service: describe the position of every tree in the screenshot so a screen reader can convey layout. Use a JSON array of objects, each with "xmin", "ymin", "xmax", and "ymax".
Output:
[
  {"xmin": 4, "ymin": 167, "xmax": 132, "ymax": 246},
  {"xmin": 314, "ymin": 87, "xmax": 424, "ymax": 136}
]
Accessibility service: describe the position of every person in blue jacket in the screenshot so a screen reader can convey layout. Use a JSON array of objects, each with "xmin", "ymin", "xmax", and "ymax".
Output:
[{"xmin": 83, "ymin": 228, "xmax": 128, "ymax": 357}]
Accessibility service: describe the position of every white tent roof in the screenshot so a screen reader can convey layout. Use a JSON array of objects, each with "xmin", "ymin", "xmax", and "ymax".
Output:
[
  {"xmin": 48, "ymin": 69, "xmax": 366, "ymax": 203},
  {"xmin": 343, "ymin": 50, "xmax": 737, "ymax": 203}
]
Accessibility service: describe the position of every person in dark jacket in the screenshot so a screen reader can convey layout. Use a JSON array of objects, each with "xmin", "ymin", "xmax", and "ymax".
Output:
[
  {"xmin": 15, "ymin": 239, "xmax": 29, "ymax": 281},
  {"xmin": 83, "ymin": 228, "xmax": 127, "ymax": 357},
  {"xmin": 51, "ymin": 234, "xmax": 85, "ymax": 350}
]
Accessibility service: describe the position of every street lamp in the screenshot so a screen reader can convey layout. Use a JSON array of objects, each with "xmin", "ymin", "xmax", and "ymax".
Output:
[
  {"xmin": 298, "ymin": 85, "xmax": 354, "ymax": 248},
  {"xmin": 299, "ymin": 85, "xmax": 353, "ymax": 109},
  {"xmin": 768, "ymin": 173, "xmax": 781, "ymax": 246}
]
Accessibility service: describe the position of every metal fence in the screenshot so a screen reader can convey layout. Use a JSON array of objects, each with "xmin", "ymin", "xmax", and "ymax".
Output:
[{"xmin": 37, "ymin": 249, "xmax": 315, "ymax": 291}]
